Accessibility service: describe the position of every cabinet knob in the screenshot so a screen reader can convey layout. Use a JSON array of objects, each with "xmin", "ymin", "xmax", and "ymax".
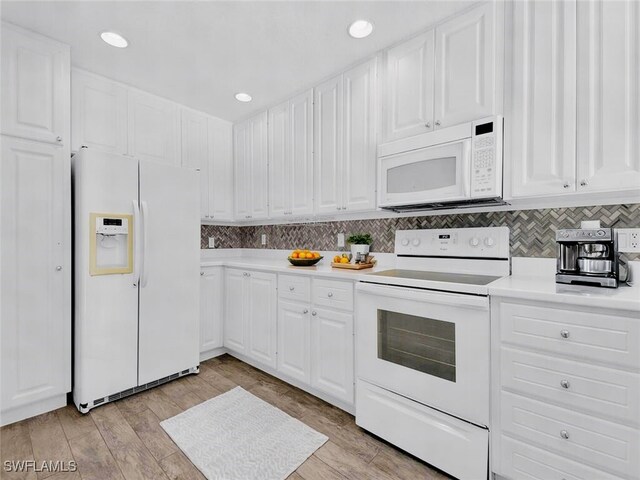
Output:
[
  {"xmin": 560, "ymin": 379, "xmax": 570, "ymax": 389},
  {"xmin": 435, "ymin": 120, "xmax": 441, "ymax": 127},
  {"xmin": 303, "ymin": 309, "xmax": 309, "ymax": 314},
  {"xmin": 328, "ymin": 292, "xmax": 333, "ymax": 298},
  {"xmin": 425, "ymin": 122, "xmax": 431, "ymax": 128},
  {"xmin": 312, "ymin": 311, "xmax": 317, "ymax": 316},
  {"xmin": 336, "ymin": 207, "xmax": 341, "ymax": 211},
  {"xmin": 563, "ymin": 182, "xmax": 570, "ymax": 189},
  {"xmin": 560, "ymin": 430, "xmax": 570, "ymax": 440},
  {"xmin": 200, "ymin": 271, "xmax": 205, "ymax": 276},
  {"xmin": 580, "ymin": 179, "xmax": 588, "ymax": 187},
  {"xmin": 55, "ymin": 265, "xmax": 62, "ymax": 271},
  {"xmin": 560, "ymin": 329, "xmax": 570, "ymax": 339},
  {"xmin": 56, "ymin": 136, "xmax": 62, "ymax": 142},
  {"xmin": 289, "ymin": 286, "xmax": 295, "ymax": 291}
]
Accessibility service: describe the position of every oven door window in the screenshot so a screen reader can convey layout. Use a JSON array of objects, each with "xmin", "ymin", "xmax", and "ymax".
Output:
[{"xmin": 378, "ymin": 309, "xmax": 456, "ymax": 382}]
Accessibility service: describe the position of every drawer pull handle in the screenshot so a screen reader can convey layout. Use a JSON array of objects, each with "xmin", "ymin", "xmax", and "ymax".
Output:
[
  {"xmin": 289, "ymin": 286, "xmax": 295, "ymax": 291},
  {"xmin": 328, "ymin": 292, "xmax": 333, "ymax": 298},
  {"xmin": 560, "ymin": 379, "xmax": 570, "ymax": 389},
  {"xmin": 560, "ymin": 330, "xmax": 570, "ymax": 339},
  {"xmin": 560, "ymin": 430, "xmax": 570, "ymax": 440}
]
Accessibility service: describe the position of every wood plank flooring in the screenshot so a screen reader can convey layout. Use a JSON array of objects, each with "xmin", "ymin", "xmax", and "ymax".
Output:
[{"xmin": 1, "ymin": 355, "xmax": 452, "ymax": 480}]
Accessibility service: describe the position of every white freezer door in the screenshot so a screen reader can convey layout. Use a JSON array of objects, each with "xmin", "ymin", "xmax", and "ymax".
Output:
[{"xmin": 138, "ymin": 161, "xmax": 200, "ymax": 384}]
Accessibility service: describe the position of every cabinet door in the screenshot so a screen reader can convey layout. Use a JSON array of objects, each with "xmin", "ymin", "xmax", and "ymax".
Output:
[
  {"xmin": 1, "ymin": 24, "xmax": 70, "ymax": 145},
  {"xmin": 268, "ymin": 100, "xmax": 290, "ymax": 218},
  {"xmin": 249, "ymin": 113, "xmax": 269, "ymax": 219},
  {"xmin": 200, "ymin": 267, "xmax": 223, "ymax": 354},
  {"xmin": 508, "ymin": 0, "xmax": 577, "ymax": 198},
  {"xmin": 434, "ymin": 1, "xmax": 498, "ymax": 128},
  {"xmin": 208, "ymin": 118, "xmax": 234, "ymax": 221},
  {"xmin": 576, "ymin": 0, "xmax": 640, "ymax": 192},
  {"xmin": 224, "ymin": 269, "xmax": 246, "ymax": 353},
  {"xmin": 310, "ymin": 307, "xmax": 354, "ymax": 404},
  {"xmin": 314, "ymin": 75, "xmax": 344, "ymax": 214},
  {"xmin": 343, "ymin": 59, "xmax": 377, "ymax": 212},
  {"xmin": 246, "ymin": 271, "xmax": 277, "ymax": 369},
  {"xmin": 128, "ymin": 90, "xmax": 180, "ymax": 166},
  {"xmin": 233, "ymin": 121, "xmax": 250, "ymax": 219},
  {"xmin": 383, "ymin": 31, "xmax": 435, "ymax": 142},
  {"xmin": 289, "ymin": 90, "xmax": 314, "ymax": 216},
  {"xmin": 277, "ymin": 300, "xmax": 311, "ymax": 383},
  {"xmin": 181, "ymin": 109, "xmax": 209, "ymax": 219},
  {"xmin": 71, "ymin": 69, "xmax": 127, "ymax": 154},
  {"xmin": 1, "ymin": 137, "xmax": 70, "ymax": 411}
]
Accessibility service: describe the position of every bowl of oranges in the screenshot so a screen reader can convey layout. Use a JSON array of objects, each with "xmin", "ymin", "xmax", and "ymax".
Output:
[{"xmin": 288, "ymin": 249, "xmax": 323, "ymax": 266}]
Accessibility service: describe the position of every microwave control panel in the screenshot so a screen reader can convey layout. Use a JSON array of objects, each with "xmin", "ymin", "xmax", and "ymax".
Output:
[{"xmin": 471, "ymin": 116, "xmax": 503, "ymax": 198}]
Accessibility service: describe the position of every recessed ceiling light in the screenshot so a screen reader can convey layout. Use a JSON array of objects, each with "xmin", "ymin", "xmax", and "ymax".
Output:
[
  {"xmin": 348, "ymin": 20, "xmax": 374, "ymax": 39},
  {"xmin": 235, "ymin": 93, "xmax": 252, "ymax": 103},
  {"xmin": 100, "ymin": 31, "xmax": 128, "ymax": 48}
]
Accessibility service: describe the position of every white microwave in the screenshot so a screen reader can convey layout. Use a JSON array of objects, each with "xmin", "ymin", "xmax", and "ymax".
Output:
[{"xmin": 377, "ymin": 116, "xmax": 504, "ymax": 211}]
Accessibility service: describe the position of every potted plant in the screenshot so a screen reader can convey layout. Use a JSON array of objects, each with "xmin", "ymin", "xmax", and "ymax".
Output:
[{"xmin": 347, "ymin": 233, "xmax": 373, "ymax": 260}]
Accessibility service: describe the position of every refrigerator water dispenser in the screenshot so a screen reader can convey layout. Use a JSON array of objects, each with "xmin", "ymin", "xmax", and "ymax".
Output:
[{"xmin": 89, "ymin": 213, "xmax": 133, "ymax": 275}]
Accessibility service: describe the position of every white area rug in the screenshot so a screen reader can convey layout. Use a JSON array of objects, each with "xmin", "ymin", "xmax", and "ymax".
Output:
[{"xmin": 160, "ymin": 386, "xmax": 328, "ymax": 480}]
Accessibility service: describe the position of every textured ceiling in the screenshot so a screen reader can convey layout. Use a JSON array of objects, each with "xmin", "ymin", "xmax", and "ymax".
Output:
[{"xmin": 1, "ymin": 0, "xmax": 475, "ymax": 122}]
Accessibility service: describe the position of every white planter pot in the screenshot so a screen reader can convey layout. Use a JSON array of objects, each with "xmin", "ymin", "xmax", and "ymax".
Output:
[{"xmin": 350, "ymin": 244, "xmax": 370, "ymax": 257}]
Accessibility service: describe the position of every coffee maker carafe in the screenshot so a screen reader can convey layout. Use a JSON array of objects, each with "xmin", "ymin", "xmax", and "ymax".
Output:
[{"xmin": 555, "ymin": 226, "xmax": 619, "ymax": 287}]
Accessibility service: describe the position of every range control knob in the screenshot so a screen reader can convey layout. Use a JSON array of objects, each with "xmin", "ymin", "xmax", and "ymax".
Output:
[
  {"xmin": 484, "ymin": 237, "xmax": 495, "ymax": 247},
  {"xmin": 401, "ymin": 238, "xmax": 410, "ymax": 246},
  {"xmin": 469, "ymin": 237, "xmax": 480, "ymax": 247},
  {"xmin": 597, "ymin": 230, "xmax": 606, "ymax": 237},
  {"xmin": 412, "ymin": 238, "xmax": 421, "ymax": 247}
]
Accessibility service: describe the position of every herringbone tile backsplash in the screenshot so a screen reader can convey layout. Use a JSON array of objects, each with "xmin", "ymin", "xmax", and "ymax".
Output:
[{"xmin": 201, "ymin": 204, "xmax": 640, "ymax": 259}]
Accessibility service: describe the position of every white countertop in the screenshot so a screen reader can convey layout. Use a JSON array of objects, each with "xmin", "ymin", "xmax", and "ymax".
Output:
[{"xmin": 488, "ymin": 257, "xmax": 640, "ymax": 312}]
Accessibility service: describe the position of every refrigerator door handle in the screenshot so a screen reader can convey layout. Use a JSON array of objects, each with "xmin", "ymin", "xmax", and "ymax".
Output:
[
  {"xmin": 132, "ymin": 200, "xmax": 141, "ymax": 286},
  {"xmin": 140, "ymin": 200, "xmax": 149, "ymax": 288}
]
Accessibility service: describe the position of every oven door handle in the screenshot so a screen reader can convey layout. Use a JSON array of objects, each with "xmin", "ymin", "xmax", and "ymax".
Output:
[{"xmin": 356, "ymin": 282, "xmax": 489, "ymax": 310}]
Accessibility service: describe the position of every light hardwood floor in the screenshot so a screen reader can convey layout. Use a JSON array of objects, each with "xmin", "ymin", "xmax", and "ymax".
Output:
[{"xmin": 0, "ymin": 355, "xmax": 452, "ymax": 480}]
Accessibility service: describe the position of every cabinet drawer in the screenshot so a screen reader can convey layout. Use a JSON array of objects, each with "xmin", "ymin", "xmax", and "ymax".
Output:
[
  {"xmin": 499, "ymin": 436, "xmax": 621, "ymax": 480},
  {"xmin": 500, "ymin": 302, "xmax": 640, "ymax": 369},
  {"xmin": 501, "ymin": 347, "xmax": 640, "ymax": 426},
  {"xmin": 312, "ymin": 279, "xmax": 353, "ymax": 311},
  {"xmin": 500, "ymin": 391, "xmax": 639, "ymax": 478},
  {"xmin": 278, "ymin": 274, "xmax": 311, "ymax": 303}
]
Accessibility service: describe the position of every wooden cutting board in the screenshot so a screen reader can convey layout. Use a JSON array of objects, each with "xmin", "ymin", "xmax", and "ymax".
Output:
[{"xmin": 331, "ymin": 262, "xmax": 374, "ymax": 270}]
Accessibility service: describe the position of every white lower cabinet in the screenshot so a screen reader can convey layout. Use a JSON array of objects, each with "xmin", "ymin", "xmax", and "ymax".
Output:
[
  {"xmin": 277, "ymin": 300, "xmax": 311, "ymax": 384},
  {"xmin": 224, "ymin": 269, "xmax": 277, "ymax": 368},
  {"xmin": 491, "ymin": 297, "xmax": 640, "ymax": 480},
  {"xmin": 200, "ymin": 266, "xmax": 224, "ymax": 358}
]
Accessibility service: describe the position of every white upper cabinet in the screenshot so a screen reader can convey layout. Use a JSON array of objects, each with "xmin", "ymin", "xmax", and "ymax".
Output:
[
  {"xmin": 1, "ymin": 23, "xmax": 70, "ymax": 146},
  {"xmin": 508, "ymin": 0, "xmax": 577, "ymax": 198},
  {"xmin": 208, "ymin": 117, "xmax": 234, "ymax": 221},
  {"xmin": 315, "ymin": 58, "xmax": 378, "ymax": 215},
  {"xmin": 234, "ymin": 112, "xmax": 268, "ymax": 220},
  {"xmin": 128, "ymin": 90, "xmax": 180, "ymax": 166},
  {"xmin": 314, "ymin": 75, "xmax": 343, "ymax": 214},
  {"xmin": 181, "ymin": 108, "xmax": 208, "ymax": 217},
  {"xmin": 343, "ymin": 59, "xmax": 377, "ymax": 212},
  {"xmin": 268, "ymin": 90, "xmax": 314, "ymax": 218},
  {"xmin": 383, "ymin": 31, "xmax": 435, "ymax": 142},
  {"xmin": 71, "ymin": 69, "xmax": 127, "ymax": 154},
  {"xmin": 576, "ymin": 0, "xmax": 640, "ymax": 193},
  {"xmin": 434, "ymin": 1, "xmax": 501, "ymax": 129}
]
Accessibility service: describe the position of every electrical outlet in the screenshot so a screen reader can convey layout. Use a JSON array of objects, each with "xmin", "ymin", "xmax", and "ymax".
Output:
[
  {"xmin": 208, "ymin": 237, "xmax": 215, "ymax": 248},
  {"xmin": 261, "ymin": 234, "xmax": 267, "ymax": 246},
  {"xmin": 617, "ymin": 228, "xmax": 640, "ymax": 253},
  {"xmin": 337, "ymin": 233, "xmax": 345, "ymax": 248}
]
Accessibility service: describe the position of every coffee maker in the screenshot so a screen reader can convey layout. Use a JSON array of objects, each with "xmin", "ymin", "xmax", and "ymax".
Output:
[{"xmin": 556, "ymin": 225, "xmax": 620, "ymax": 288}]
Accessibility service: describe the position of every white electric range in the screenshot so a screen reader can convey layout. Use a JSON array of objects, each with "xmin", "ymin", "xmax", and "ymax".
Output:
[{"xmin": 355, "ymin": 227, "xmax": 510, "ymax": 480}]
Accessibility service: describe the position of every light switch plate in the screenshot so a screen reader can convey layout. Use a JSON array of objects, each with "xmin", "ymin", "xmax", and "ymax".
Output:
[
  {"xmin": 208, "ymin": 237, "xmax": 215, "ymax": 248},
  {"xmin": 617, "ymin": 228, "xmax": 640, "ymax": 253},
  {"xmin": 337, "ymin": 233, "xmax": 345, "ymax": 248}
]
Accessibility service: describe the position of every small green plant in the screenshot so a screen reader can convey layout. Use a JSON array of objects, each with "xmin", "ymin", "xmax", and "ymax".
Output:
[{"xmin": 347, "ymin": 233, "xmax": 373, "ymax": 245}]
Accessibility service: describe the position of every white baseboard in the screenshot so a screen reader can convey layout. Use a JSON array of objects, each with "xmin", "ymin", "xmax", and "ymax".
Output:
[
  {"xmin": 0, "ymin": 394, "xmax": 67, "ymax": 427},
  {"xmin": 199, "ymin": 347, "xmax": 226, "ymax": 362}
]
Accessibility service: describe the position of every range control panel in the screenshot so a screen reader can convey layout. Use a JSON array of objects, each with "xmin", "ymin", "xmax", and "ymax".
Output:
[{"xmin": 395, "ymin": 227, "xmax": 510, "ymax": 259}]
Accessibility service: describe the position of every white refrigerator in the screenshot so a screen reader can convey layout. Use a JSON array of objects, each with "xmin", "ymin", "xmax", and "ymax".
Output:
[{"xmin": 72, "ymin": 148, "xmax": 200, "ymax": 413}]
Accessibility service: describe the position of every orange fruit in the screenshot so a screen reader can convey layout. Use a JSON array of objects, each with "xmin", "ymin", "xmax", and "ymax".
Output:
[
  {"xmin": 306, "ymin": 253, "xmax": 314, "ymax": 259},
  {"xmin": 333, "ymin": 255, "xmax": 341, "ymax": 263},
  {"xmin": 313, "ymin": 252, "xmax": 320, "ymax": 258},
  {"xmin": 340, "ymin": 257, "xmax": 349, "ymax": 264}
]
